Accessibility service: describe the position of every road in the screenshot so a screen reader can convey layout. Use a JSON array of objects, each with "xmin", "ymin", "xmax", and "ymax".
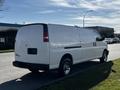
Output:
[
  {"xmin": 0, "ymin": 44, "xmax": 120, "ymax": 90},
  {"xmin": 108, "ymin": 44, "xmax": 120, "ymax": 60}
]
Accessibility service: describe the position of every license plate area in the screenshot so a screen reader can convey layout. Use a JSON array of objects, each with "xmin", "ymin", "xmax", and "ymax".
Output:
[{"xmin": 27, "ymin": 48, "xmax": 37, "ymax": 55}]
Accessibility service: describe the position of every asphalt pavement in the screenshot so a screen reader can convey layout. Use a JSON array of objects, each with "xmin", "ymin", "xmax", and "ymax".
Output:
[{"xmin": 0, "ymin": 44, "xmax": 120, "ymax": 90}]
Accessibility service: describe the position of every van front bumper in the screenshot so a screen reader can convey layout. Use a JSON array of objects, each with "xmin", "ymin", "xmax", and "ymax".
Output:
[{"xmin": 13, "ymin": 61, "xmax": 49, "ymax": 71}]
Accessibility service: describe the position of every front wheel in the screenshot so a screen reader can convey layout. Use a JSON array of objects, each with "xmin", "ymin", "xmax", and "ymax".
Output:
[{"xmin": 100, "ymin": 50, "xmax": 108, "ymax": 63}]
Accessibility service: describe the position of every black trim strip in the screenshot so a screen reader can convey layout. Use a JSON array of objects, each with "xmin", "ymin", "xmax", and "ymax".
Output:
[
  {"xmin": 42, "ymin": 24, "xmax": 48, "ymax": 32},
  {"xmin": 23, "ymin": 23, "xmax": 46, "ymax": 26},
  {"xmin": 64, "ymin": 46, "xmax": 82, "ymax": 49}
]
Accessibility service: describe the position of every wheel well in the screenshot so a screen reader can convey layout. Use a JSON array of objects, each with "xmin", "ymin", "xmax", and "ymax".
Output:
[
  {"xmin": 103, "ymin": 49, "xmax": 109, "ymax": 55},
  {"xmin": 60, "ymin": 54, "xmax": 73, "ymax": 66}
]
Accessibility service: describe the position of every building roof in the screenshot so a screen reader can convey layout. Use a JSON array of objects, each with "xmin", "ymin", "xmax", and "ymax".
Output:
[
  {"xmin": 0, "ymin": 23, "xmax": 23, "ymax": 27},
  {"xmin": 86, "ymin": 26, "xmax": 114, "ymax": 30}
]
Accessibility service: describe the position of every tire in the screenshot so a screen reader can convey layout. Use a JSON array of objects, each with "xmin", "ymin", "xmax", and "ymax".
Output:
[
  {"xmin": 59, "ymin": 58, "xmax": 72, "ymax": 76},
  {"xmin": 28, "ymin": 68, "xmax": 39, "ymax": 73},
  {"xmin": 100, "ymin": 51, "xmax": 108, "ymax": 63}
]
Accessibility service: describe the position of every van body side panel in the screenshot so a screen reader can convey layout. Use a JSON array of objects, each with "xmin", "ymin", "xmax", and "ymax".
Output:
[
  {"xmin": 48, "ymin": 24, "xmax": 81, "ymax": 69},
  {"xmin": 78, "ymin": 29, "xmax": 106, "ymax": 61},
  {"xmin": 78, "ymin": 42, "xmax": 106, "ymax": 61},
  {"xmin": 96, "ymin": 41, "xmax": 107, "ymax": 57},
  {"xmin": 48, "ymin": 25, "xmax": 107, "ymax": 69},
  {"xmin": 15, "ymin": 25, "xmax": 49, "ymax": 65}
]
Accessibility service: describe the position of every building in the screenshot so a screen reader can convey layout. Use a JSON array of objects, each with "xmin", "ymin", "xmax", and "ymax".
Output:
[
  {"xmin": 86, "ymin": 26, "xmax": 114, "ymax": 38},
  {"xmin": 0, "ymin": 23, "xmax": 22, "ymax": 49}
]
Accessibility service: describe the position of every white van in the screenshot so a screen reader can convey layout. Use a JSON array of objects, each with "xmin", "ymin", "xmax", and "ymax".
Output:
[{"xmin": 13, "ymin": 23, "xmax": 109, "ymax": 76}]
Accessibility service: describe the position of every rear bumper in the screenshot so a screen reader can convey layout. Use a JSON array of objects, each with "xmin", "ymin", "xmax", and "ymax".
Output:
[{"xmin": 13, "ymin": 61, "xmax": 49, "ymax": 71}]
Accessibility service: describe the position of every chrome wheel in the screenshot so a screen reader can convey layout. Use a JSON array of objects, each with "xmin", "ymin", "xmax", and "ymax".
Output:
[
  {"xmin": 63, "ymin": 62, "xmax": 71, "ymax": 75},
  {"xmin": 59, "ymin": 58, "xmax": 72, "ymax": 76},
  {"xmin": 103, "ymin": 52, "xmax": 107, "ymax": 62},
  {"xmin": 100, "ymin": 51, "xmax": 108, "ymax": 63}
]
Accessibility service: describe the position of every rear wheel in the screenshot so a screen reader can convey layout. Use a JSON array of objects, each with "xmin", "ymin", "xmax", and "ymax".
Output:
[
  {"xmin": 59, "ymin": 58, "xmax": 72, "ymax": 76},
  {"xmin": 100, "ymin": 51, "xmax": 108, "ymax": 63}
]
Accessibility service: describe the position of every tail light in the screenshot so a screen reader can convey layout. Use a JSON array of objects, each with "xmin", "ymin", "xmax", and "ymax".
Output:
[
  {"xmin": 43, "ymin": 31, "xmax": 49, "ymax": 42},
  {"xmin": 43, "ymin": 24, "xmax": 49, "ymax": 42}
]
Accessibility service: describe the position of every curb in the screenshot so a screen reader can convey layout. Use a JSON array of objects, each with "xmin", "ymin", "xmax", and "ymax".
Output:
[{"xmin": 0, "ymin": 50, "xmax": 14, "ymax": 53}]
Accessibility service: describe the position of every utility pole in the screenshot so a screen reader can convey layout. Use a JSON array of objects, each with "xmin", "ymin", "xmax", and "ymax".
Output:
[{"xmin": 83, "ymin": 10, "xmax": 93, "ymax": 28}]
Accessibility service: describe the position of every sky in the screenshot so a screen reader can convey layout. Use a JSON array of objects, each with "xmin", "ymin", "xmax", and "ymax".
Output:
[{"xmin": 0, "ymin": 0, "xmax": 120, "ymax": 33}]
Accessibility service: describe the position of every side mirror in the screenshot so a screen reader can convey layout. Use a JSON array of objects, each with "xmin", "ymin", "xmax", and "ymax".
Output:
[{"xmin": 96, "ymin": 37, "xmax": 105, "ymax": 41}]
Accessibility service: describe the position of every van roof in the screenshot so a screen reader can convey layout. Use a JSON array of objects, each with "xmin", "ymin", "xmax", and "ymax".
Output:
[
  {"xmin": 23, "ymin": 23, "xmax": 81, "ymax": 28},
  {"xmin": 23, "ymin": 23, "xmax": 46, "ymax": 26}
]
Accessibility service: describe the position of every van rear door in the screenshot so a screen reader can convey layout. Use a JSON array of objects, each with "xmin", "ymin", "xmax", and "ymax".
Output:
[{"xmin": 15, "ymin": 24, "xmax": 49, "ymax": 65}]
